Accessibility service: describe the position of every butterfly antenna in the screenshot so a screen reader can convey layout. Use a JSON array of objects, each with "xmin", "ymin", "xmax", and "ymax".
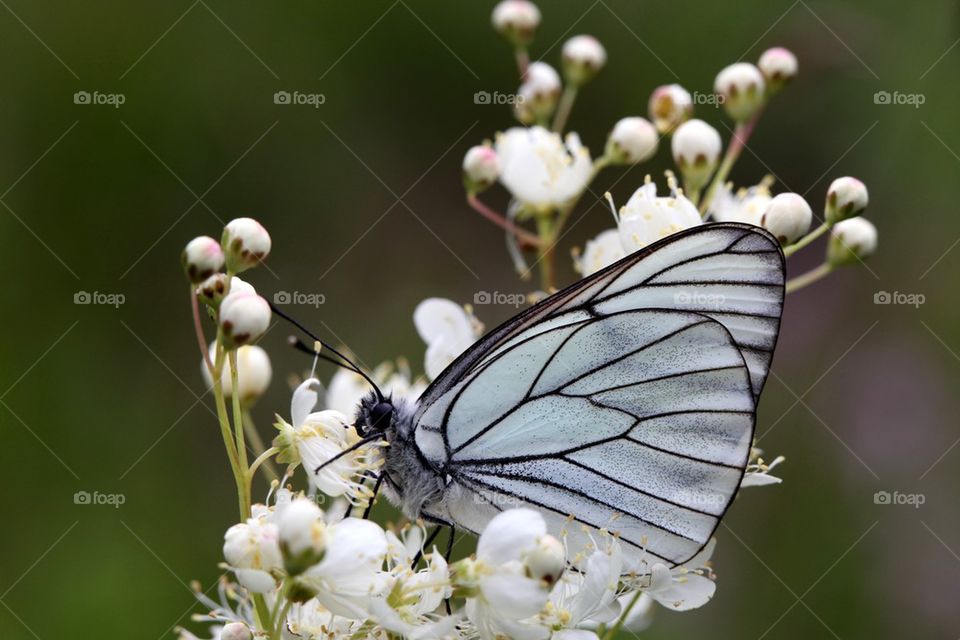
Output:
[
  {"xmin": 313, "ymin": 433, "xmax": 383, "ymax": 475},
  {"xmin": 270, "ymin": 302, "xmax": 385, "ymax": 401}
]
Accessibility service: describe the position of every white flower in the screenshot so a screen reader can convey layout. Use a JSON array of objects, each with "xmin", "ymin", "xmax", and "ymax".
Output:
[
  {"xmin": 492, "ymin": 0, "xmax": 541, "ymax": 46},
  {"xmin": 826, "ymin": 176, "xmax": 869, "ymax": 223},
  {"xmin": 714, "ymin": 62, "xmax": 766, "ymax": 121},
  {"xmin": 182, "ymin": 235, "xmax": 224, "ymax": 283},
  {"xmin": 562, "ymin": 35, "xmax": 606, "ymax": 85},
  {"xmin": 758, "ymin": 47, "xmax": 798, "ymax": 89},
  {"xmin": 543, "ymin": 535, "xmax": 623, "ymax": 638},
  {"xmin": 606, "ymin": 117, "xmax": 658, "ymax": 165},
  {"xmin": 671, "ymin": 119, "xmax": 722, "ymax": 191},
  {"xmin": 218, "ymin": 622, "xmax": 251, "ymax": 640},
  {"xmin": 221, "ymin": 217, "xmax": 271, "ymax": 273},
  {"xmin": 300, "ymin": 517, "xmax": 390, "ymax": 618},
  {"xmin": 274, "ymin": 379, "xmax": 380, "ymax": 505},
  {"xmin": 577, "ymin": 228, "xmax": 625, "ymax": 276},
  {"xmin": 277, "ymin": 497, "xmax": 327, "ymax": 574},
  {"xmin": 414, "ymin": 298, "xmax": 481, "ymax": 380},
  {"xmin": 708, "ymin": 181, "xmax": 772, "ymax": 226},
  {"xmin": 222, "ymin": 516, "xmax": 282, "ymax": 593},
  {"xmin": 761, "ymin": 192, "xmax": 812, "ymax": 244},
  {"xmin": 627, "ymin": 540, "xmax": 717, "ymax": 612},
  {"xmin": 495, "ymin": 126, "xmax": 594, "ymax": 211},
  {"xmin": 828, "ymin": 217, "xmax": 877, "ymax": 265},
  {"xmin": 742, "ymin": 455, "xmax": 786, "ymax": 487},
  {"xmin": 517, "ymin": 62, "xmax": 562, "ymax": 123},
  {"xmin": 463, "ymin": 144, "xmax": 500, "ymax": 192},
  {"xmin": 219, "ymin": 291, "xmax": 271, "ymax": 348},
  {"xmin": 201, "ymin": 343, "xmax": 271, "ymax": 403},
  {"xmin": 617, "ymin": 179, "xmax": 702, "ymax": 252},
  {"xmin": 648, "ymin": 84, "xmax": 692, "ymax": 134},
  {"xmin": 459, "ymin": 509, "xmax": 554, "ymax": 640}
]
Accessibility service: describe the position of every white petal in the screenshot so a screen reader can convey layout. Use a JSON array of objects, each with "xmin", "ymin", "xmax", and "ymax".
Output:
[
  {"xmin": 235, "ymin": 568, "xmax": 276, "ymax": 593},
  {"xmin": 477, "ymin": 508, "xmax": 546, "ymax": 564},
  {"xmin": 291, "ymin": 378, "xmax": 321, "ymax": 427},
  {"xmin": 553, "ymin": 631, "xmax": 599, "ymax": 640},
  {"xmin": 480, "ymin": 573, "xmax": 549, "ymax": 619}
]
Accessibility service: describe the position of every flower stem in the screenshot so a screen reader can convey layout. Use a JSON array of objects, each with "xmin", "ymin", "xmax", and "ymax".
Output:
[
  {"xmin": 272, "ymin": 597, "xmax": 294, "ymax": 640},
  {"xmin": 535, "ymin": 214, "xmax": 557, "ymax": 291},
  {"xmin": 248, "ymin": 447, "xmax": 279, "ymax": 483},
  {"xmin": 784, "ymin": 222, "xmax": 830, "ymax": 257},
  {"xmin": 191, "ymin": 286, "xmax": 214, "ymax": 374},
  {"xmin": 551, "ymin": 85, "xmax": 579, "ymax": 133},
  {"xmin": 514, "ymin": 47, "xmax": 529, "ymax": 78},
  {"xmin": 243, "ymin": 409, "xmax": 279, "ymax": 481},
  {"xmin": 229, "ymin": 350, "xmax": 249, "ymax": 481},
  {"xmin": 785, "ymin": 262, "xmax": 833, "ymax": 293},
  {"xmin": 699, "ymin": 111, "xmax": 763, "ymax": 215},
  {"xmin": 212, "ymin": 341, "xmax": 248, "ymax": 519},
  {"xmin": 602, "ymin": 589, "xmax": 645, "ymax": 640},
  {"xmin": 467, "ymin": 194, "xmax": 541, "ymax": 247}
]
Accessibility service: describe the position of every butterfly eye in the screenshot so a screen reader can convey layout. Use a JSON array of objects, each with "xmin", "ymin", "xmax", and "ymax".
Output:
[{"xmin": 370, "ymin": 401, "xmax": 394, "ymax": 432}]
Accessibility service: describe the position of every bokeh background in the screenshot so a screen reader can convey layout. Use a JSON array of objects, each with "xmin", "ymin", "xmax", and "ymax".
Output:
[{"xmin": 1, "ymin": 1, "xmax": 958, "ymax": 638}]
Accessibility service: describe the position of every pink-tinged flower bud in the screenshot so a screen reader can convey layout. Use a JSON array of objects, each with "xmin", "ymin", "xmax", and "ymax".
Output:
[
  {"xmin": 828, "ymin": 217, "xmax": 877, "ymax": 266},
  {"xmin": 222, "ymin": 218, "xmax": 271, "ymax": 273},
  {"xmin": 492, "ymin": 0, "xmax": 540, "ymax": 47},
  {"xmin": 219, "ymin": 292, "xmax": 271, "ymax": 348},
  {"xmin": 825, "ymin": 176, "xmax": 868, "ymax": 223},
  {"xmin": 714, "ymin": 62, "xmax": 766, "ymax": 121},
  {"xmin": 562, "ymin": 35, "xmax": 606, "ymax": 86},
  {"xmin": 606, "ymin": 117, "xmax": 659, "ymax": 164},
  {"xmin": 758, "ymin": 47, "xmax": 797, "ymax": 92},
  {"xmin": 761, "ymin": 193, "xmax": 812, "ymax": 244},
  {"xmin": 277, "ymin": 497, "xmax": 327, "ymax": 575},
  {"xmin": 202, "ymin": 343, "xmax": 272, "ymax": 403},
  {"xmin": 182, "ymin": 236, "xmax": 224, "ymax": 284},
  {"xmin": 524, "ymin": 534, "xmax": 565, "ymax": 586},
  {"xmin": 462, "ymin": 144, "xmax": 500, "ymax": 194},
  {"xmin": 649, "ymin": 84, "xmax": 693, "ymax": 134},
  {"xmin": 220, "ymin": 622, "xmax": 252, "ymax": 640},
  {"xmin": 671, "ymin": 119, "xmax": 721, "ymax": 191},
  {"xmin": 516, "ymin": 61, "xmax": 562, "ymax": 123}
]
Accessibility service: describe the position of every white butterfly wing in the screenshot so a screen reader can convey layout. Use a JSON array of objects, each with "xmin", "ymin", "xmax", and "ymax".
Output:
[{"xmin": 412, "ymin": 223, "xmax": 784, "ymax": 569}]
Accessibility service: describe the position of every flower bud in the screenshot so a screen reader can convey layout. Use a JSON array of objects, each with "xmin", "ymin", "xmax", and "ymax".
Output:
[
  {"xmin": 197, "ymin": 275, "xmax": 256, "ymax": 309},
  {"xmin": 491, "ymin": 0, "xmax": 540, "ymax": 47},
  {"xmin": 714, "ymin": 62, "xmax": 766, "ymax": 121},
  {"xmin": 219, "ymin": 292, "xmax": 271, "ymax": 348},
  {"xmin": 649, "ymin": 84, "xmax": 693, "ymax": 134},
  {"xmin": 222, "ymin": 218, "xmax": 271, "ymax": 273},
  {"xmin": 825, "ymin": 176, "xmax": 868, "ymax": 223},
  {"xmin": 525, "ymin": 534, "xmax": 565, "ymax": 586},
  {"xmin": 761, "ymin": 193, "xmax": 812, "ymax": 244},
  {"xmin": 671, "ymin": 119, "xmax": 721, "ymax": 192},
  {"xmin": 606, "ymin": 117, "xmax": 659, "ymax": 164},
  {"xmin": 516, "ymin": 61, "xmax": 561, "ymax": 123},
  {"xmin": 462, "ymin": 144, "xmax": 499, "ymax": 193},
  {"xmin": 182, "ymin": 236, "xmax": 224, "ymax": 284},
  {"xmin": 561, "ymin": 35, "xmax": 606, "ymax": 86},
  {"xmin": 277, "ymin": 498, "xmax": 327, "ymax": 575},
  {"xmin": 202, "ymin": 343, "xmax": 272, "ymax": 403},
  {"xmin": 828, "ymin": 217, "xmax": 877, "ymax": 266},
  {"xmin": 220, "ymin": 622, "xmax": 252, "ymax": 640},
  {"xmin": 758, "ymin": 47, "xmax": 797, "ymax": 92}
]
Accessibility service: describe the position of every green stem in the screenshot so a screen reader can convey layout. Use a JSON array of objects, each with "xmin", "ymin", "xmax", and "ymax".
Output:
[
  {"xmin": 212, "ymin": 340, "xmax": 247, "ymax": 519},
  {"xmin": 272, "ymin": 597, "xmax": 294, "ymax": 640},
  {"xmin": 467, "ymin": 194, "xmax": 541, "ymax": 247},
  {"xmin": 602, "ymin": 589, "xmax": 645, "ymax": 640},
  {"xmin": 551, "ymin": 85, "xmax": 579, "ymax": 132},
  {"xmin": 248, "ymin": 447, "xmax": 279, "ymax": 482},
  {"xmin": 784, "ymin": 222, "xmax": 830, "ymax": 257},
  {"xmin": 243, "ymin": 409, "xmax": 279, "ymax": 481},
  {"xmin": 699, "ymin": 110, "xmax": 764, "ymax": 216},
  {"xmin": 785, "ymin": 262, "xmax": 834, "ymax": 293}
]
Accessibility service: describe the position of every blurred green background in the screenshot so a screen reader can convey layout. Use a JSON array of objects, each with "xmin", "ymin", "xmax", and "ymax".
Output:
[{"xmin": 1, "ymin": 0, "xmax": 958, "ymax": 637}]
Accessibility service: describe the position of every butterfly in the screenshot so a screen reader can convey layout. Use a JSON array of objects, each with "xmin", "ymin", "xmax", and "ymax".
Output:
[{"xmin": 290, "ymin": 222, "xmax": 784, "ymax": 574}]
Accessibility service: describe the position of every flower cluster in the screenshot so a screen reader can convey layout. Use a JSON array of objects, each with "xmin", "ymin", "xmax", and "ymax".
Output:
[{"xmin": 175, "ymin": 2, "xmax": 881, "ymax": 638}]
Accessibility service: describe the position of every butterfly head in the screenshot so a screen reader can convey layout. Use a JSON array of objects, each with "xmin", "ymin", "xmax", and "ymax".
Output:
[{"xmin": 356, "ymin": 391, "xmax": 397, "ymax": 438}]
